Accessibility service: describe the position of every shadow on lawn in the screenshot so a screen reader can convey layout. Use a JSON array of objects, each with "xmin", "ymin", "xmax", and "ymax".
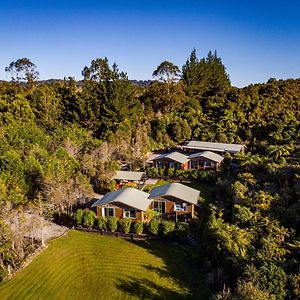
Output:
[{"xmin": 116, "ymin": 240, "xmax": 209, "ymax": 300}]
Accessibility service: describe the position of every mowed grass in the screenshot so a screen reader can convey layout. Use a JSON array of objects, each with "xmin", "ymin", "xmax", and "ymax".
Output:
[{"xmin": 0, "ymin": 230, "xmax": 207, "ymax": 300}]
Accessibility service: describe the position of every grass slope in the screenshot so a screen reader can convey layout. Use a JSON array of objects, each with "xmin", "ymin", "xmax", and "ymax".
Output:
[{"xmin": 0, "ymin": 230, "xmax": 207, "ymax": 300}]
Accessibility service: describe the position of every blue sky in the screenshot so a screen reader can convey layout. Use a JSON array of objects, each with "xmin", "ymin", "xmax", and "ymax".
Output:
[{"xmin": 0, "ymin": 0, "xmax": 299, "ymax": 87}]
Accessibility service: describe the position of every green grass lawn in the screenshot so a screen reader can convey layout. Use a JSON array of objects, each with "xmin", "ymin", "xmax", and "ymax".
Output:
[{"xmin": 0, "ymin": 230, "xmax": 208, "ymax": 300}]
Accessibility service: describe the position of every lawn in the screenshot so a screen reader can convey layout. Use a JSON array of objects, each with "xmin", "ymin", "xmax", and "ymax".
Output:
[{"xmin": 0, "ymin": 230, "xmax": 208, "ymax": 300}]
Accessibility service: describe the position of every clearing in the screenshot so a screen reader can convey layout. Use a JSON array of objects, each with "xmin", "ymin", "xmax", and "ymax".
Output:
[{"xmin": 0, "ymin": 230, "xmax": 208, "ymax": 299}]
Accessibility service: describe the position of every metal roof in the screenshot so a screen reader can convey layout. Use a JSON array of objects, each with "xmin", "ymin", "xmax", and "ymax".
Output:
[
  {"xmin": 182, "ymin": 141, "xmax": 244, "ymax": 153},
  {"xmin": 189, "ymin": 151, "xmax": 224, "ymax": 163},
  {"xmin": 113, "ymin": 171, "xmax": 145, "ymax": 181},
  {"xmin": 152, "ymin": 152, "xmax": 189, "ymax": 164},
  {"xmin": 92, "ymin": 188, "xmax": 151, "ymax": 211},
  {"xmin": 149, "ymin": 183, "xmax": 200, "ymax": 205}
]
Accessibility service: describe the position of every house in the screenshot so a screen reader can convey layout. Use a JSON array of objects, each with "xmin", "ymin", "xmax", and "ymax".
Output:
[
  {"xmin": 91, "ymin": 183, "xmax": 200, "ymax": 222},
  {"xmin": 92, "ymin": 188, "xmax": 151, "ymax": 222},
  {"xmin": 182, "ymin": 141, "xmax": 245, "ymax": 155},
  {"xmin": 151, "ymin": 152, "xmax": 189, "ymax": 170},
  {"xmin": 112, "ymin": 170, "xmax": 145, "ymax": 188},
  {"xmin": 188, "ymin": 151, "xmax": 224, "ymax": 170},
  {"xmin": 149, "ymin": 183, "xmax": 200, "ymax": 220},
  {"xmin": 149, "ymin": 150, "xmax": 224, "ymax": 171}
]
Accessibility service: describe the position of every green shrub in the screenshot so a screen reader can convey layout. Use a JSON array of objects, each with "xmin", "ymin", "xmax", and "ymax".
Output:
[
  {"xmin": 133, "ymin": 221, "xmax": 144, "ymax": 234},
  {"xmin": 83, "ymin": 210, "xmax": 96, "ymax": 229},
  {"xmin": 176, "ymin": 222, "xmax": 189, "ymax": 241},
  {"xmin": 97, "ymin": 216, "xmax": 106, "ymax": 231},
  {"xmin": 232, "ymin": 204, "xmax": 253, "ymax": 226},
  {"xmin": 74, "ymin": 209, "xmax": 84, "ymax": 227},
  {"xmin": 148, "ymin": 219, "xmax": 160, "ymax": 235},
  {"xmin": 118, "ymin": 218, "xmax": 132, "ymax": 234},
  {"xmin": 160, "ymin": 220, "xmax": 176, "ymax": 237},
  {"xmin": 106, "ymin": 217, "xmax": 118, "ymax": 232}
]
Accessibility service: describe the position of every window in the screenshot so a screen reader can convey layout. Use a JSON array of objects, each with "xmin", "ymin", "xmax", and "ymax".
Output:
[
  {"xmin": 174, "ymin": 203, "xmax": 188, "ymax": 212},
  {"xmin": 104, "ymin": 207, "xmax": 115, "ymax": 217},
  {"xmin": 124, "ymin": 209, "xmax": 136, "ymax": 219},
  {"xmin": 190, "ymin": 160, "xmax": 198, "ymax": 169},
  {"xmin": 153, "ymin": 201, "xmax": 166, "ymax": 214}
]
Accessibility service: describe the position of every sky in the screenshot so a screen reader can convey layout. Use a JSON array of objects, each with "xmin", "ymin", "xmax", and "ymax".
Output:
[{"xmin": 0, "ymin": 0, "xmax": 299, "ymax": 87}]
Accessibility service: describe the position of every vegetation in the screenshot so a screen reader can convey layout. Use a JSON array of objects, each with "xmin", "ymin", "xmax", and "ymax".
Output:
[
  {"xmin": 106, "ymin": 217, "xmax": 118, "ymax": 232},
  {"xmin": 133, "ymin": 221, "xmax": 144, "ymax": 234},
  {"xmin": 118, "ymin": 218, "xmax": 132, "ymax": 234},
  {"xmin": 0, "ymin": 230, "xmax": 207, "ymax": 299},
  {"xmin": 0, "ymin": 50, "xmax": 299, "ymax": 298}
]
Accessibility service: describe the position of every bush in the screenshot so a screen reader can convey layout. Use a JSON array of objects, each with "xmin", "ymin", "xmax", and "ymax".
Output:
[
  {"xmin": 73, "ymin": 209, "xmax": 84, "ymax": 227},
  {"xmin": 148, "ymin": 219, "xmax": 160, "ymax": 235},
  {"xmin": 233, "ymin": 281, "xmax": 275, "ymax": 300},
  {"xmin": 133, "ymin": 221, "xmax": 144, "ymax": 234},
  {"xmin": 83, "ymin": 210, "xmax": 96, "ymax": 229},
  {"xmin": 106, "ymin": 217, "xmax": 118, "ymax": 232},
  {"xmin": 97, "ymin": 216, "xmax": 106, "ymax": 231},
  {"xmin": 118, "ymin": 218, "xmax": 132, "ymax": 234},
  {"xmin": 176, "ymin": 222, "xmax": 189, "ymax": 241},
  {"xmin": 232, "ymin": 204, "xmax": 253, "ymax": 226},
  {"xmin": 160, "ymin": 220, "xmax": 176, "ymax": 237}
]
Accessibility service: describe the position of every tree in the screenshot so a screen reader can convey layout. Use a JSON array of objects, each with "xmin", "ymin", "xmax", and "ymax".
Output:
[
  {"xmin": 74, "ymin": 209, "xmax": 84, "ymax": 227},
  {"xmin": 133, "ymin": 222, "xmax": 144, "ymax": 234},
  {"xmin": 106, "ymin": 217, "xmax": 118, "ymax": 232},
  {"xmin": 82, "ymin": 57, "xmax": 118, "ymax": 82},
  {"xmin": 5, "ymin": 58, "xmax": 39, "ymax": 86},
  {"xmin": 118, "ymin": 218, "xmax": 131, "ymax": 234},
  {"xmin": 152, "ymin": 61, "xmax": 180, "ymax": 83},
  {"xmin": 83, "ymin": 210, "xmax": 96, "ymax": 230}
]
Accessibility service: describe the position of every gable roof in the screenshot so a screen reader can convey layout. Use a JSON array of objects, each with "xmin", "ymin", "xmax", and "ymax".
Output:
[
  {"xmin": 113, "ymin": 171, "xmax": 145, "ymax": 181},
  {"xmin": 92, "ymin": 188, "xmax": 151, "ymax": 211},
  {"xmin": 149, "ymin": 183, "xmax": 200, "ymax": 205},
  {"xmin": 152, "ymin": 152, "xmax": 189, "ymax": 164},
  {"xmin": 189, "ymin": 151, "xmax": 224, "ymax": 163},
  {"xmin": 182, "ymin": 141, "xmax": 244, "ymax": 153}
]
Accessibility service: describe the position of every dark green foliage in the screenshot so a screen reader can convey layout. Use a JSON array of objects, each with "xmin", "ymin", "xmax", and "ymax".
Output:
[
  {"xmin": 97, "ymin": 217, "xmax": 107, "ymax": 231},
  {"xmin": 148, "ymin": 219, "xmax": 161, "ymax": 235},
  {"xmin": 176, "ymin": 222, "xmax": 189, "ymax": 241},
  {"xmin": 257, "ymin": 262, "xmax": 287, "ymax": 300},
  {"xmin": 118, "ymin": 218, "xmax": 132, "ymax": 234},
  {"xmin": 106, "ymin": 217, "xmax": 118, "ymax": 232},
  {"xmin": 74, "ymin": 209, "xmax": 84, "ymax": 227},
  {"xmin": 232, "ymin": 205, "xmax": 254, "ymax": 227},
  {"xmin": 160, "ymin": 220, "xmax": 176, "ymax": 237},
  {"xmin": 133, "ymin": 221, "xmax": 144, "ymax": 234},
  {"xmin": 0, "ymin": 53, "xmax": 299, "ymax": 297}
]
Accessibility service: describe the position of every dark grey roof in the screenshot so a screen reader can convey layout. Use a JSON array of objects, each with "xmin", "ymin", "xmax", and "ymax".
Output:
[
  {"xmin": 92, "ymin": 188, "xmax": 151, "ymax": 211},
  {"xmin": 189, "ymin": 151, "xmax": 224, "ymax": 163},
  {"xmin": 149, "ymin": 183, "xmax": 200, "ymax": 205},
  {"xmin": 152, "ymin": 152, "xmax": 189, "ymax": 164},
  {"xmin": 182, "ymin": 141, "xmax": 244, "ymax": 154},
  {"xmin": 113, "ymin": 171, "xmax": 145, "ymax": 181}
]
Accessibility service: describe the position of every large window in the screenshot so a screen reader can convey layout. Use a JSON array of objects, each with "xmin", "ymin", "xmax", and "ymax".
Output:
[
  {"xmin": 174, "ymin": 202, "xmax": 188, "ymax": 212},
  {"xmin": 104, "ymin": 207, "xmax": 115, "ymax": 217},
  {"xmin": 153, "ymin": 201, "xmax": 166, "ymax": 214},
  {"xmin": 124, "ymin": 209, "xmax": 136, "ymax": 219}
]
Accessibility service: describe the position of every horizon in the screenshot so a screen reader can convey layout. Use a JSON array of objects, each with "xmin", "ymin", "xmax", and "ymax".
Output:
[{"xmin": 1, "ymin": 0, "xmax": 300, "ymax": 88}]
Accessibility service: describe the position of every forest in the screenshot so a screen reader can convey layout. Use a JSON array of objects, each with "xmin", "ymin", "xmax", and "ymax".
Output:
[{"xmin": 0, "ymin": 50, "xmax": 299, "ymax": 299}]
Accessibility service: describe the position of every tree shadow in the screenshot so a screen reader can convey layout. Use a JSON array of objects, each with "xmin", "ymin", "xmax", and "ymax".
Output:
[{"xmin": 116, "ymin": 240, "xmax": 209, "ymax": 299}]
